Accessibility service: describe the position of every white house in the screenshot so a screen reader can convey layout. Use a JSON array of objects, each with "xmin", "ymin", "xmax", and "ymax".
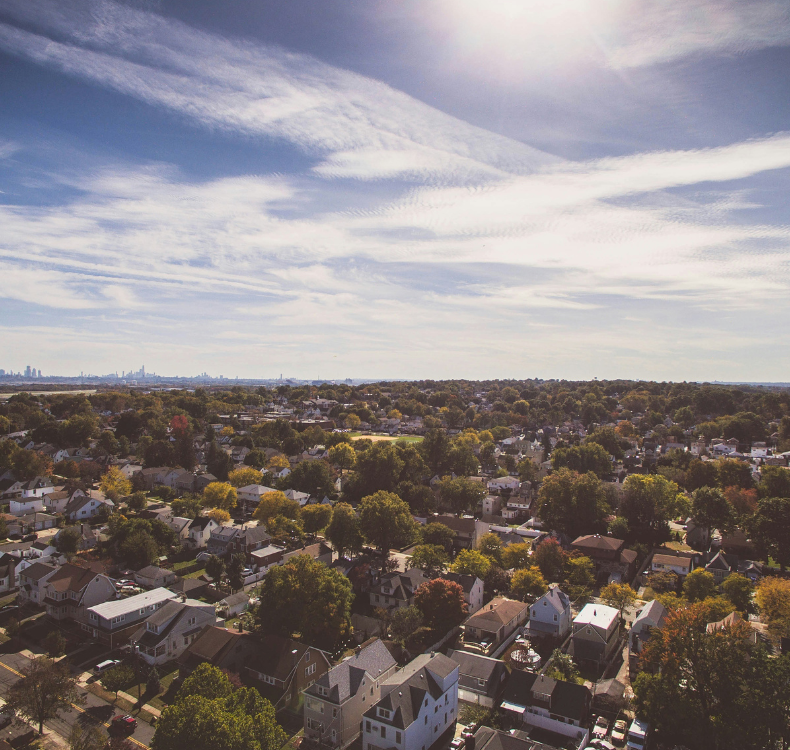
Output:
[
  {"xmin": 19, "ymin": 477, "xmax": 54, "ymax": 498},
  {"xmin": 131, "ymin": 598, "xmax": 216, "ymax": 665},
  {"xmin": 568, "ymin": 603, "xmax": 620, "ymax": 668},
  {"xmin": 442, "ymin": 572, "xmax": 484, "ymax": 614},
  {"xmin": 526, "ymin": 585, "xmax": 572, "ymax": 639},
  {"xmin": 651, "ymin": 553, "xmax": 693, "ymax": 577},
  {"xmin": 629, "ymin": 600, "xmax": 667, "ymax": 662},
  {"xmin": 10, "ymin": 497, "xmax": 45, "ymax": 517},
  {"xmin": 43, "ymin": 489, "xmax": 85, "ymax": 514},
  {"xmin": 185, "ymin": 516, "xmax": 219, "ymax": 549},
  {"xmin": 362, "ymin": 653, "xmax": 459, "ymax": 750},
  {"xmin": 64, "ymin": 495, "xmax": 115, "ymax": 522},
  {"xmin": 487, "ymin": 476, "xmax": 520, "ymax": 494}
]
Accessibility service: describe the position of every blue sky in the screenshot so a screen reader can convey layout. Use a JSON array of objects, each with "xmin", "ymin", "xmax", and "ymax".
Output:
[{"xmin": 2, "ymin": 0, "xmax": 790, "ymax": 381}]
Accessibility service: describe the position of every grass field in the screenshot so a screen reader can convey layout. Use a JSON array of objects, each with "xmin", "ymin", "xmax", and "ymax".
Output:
[{"xmin": 350, "ymin": 433, "xmax": 423, "ymax": 444}]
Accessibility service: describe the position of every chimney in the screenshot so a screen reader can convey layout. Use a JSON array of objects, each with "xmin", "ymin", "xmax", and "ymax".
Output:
[
  {"xmin": 355, "ymin": 645, "xmax": 362, "ymax": 656},
  {"xmin": 430, "ymin": 651, "xmax": 435, "ymax": 658}
]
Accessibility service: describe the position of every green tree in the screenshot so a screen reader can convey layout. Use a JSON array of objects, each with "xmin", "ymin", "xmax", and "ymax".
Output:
[
  {"xmin": 536, "ymin": 469, "xmax": 610, "ymax": 538},
  {"xmin": 686, "ymin": 459, "xmax": 719, "ymax": 491},
  {"xmin": 721, "ymin": 573, "xmax": 754, "ymax": 613},
  {"xmin": 359, "ymin": 491, "xmax": 417, "ymax": 556},
  {"xmin": 451, "ymin": 549, "xmax": 492, "ymax": 579},
  {"xmin": 690, "ymin": 486, "xmax": 734, "ymax": 549},
  {"xmin": 68, "ymin": 723, "xmax": 105, "ymax": 750},
  {"xmin": 282, "ymin": 460, "xmax": 335, "ymax": 499},
  {"xmin": 177, "ymin": 663, "xmax": 234, "ymax": 702},
  {"xmin": 758, "ymin": 465, "xmax": 790, "ymax": 498},
  {"xmin": 55, "ymin": 527, "xmax": 82, "ymax": 559},
  {"xmin": 476, "ymin": 533, "xmax": 503, "ymax": 565},
  {"xmin": 716, "ymin": 459, "xmax": 753, "ymax": 490},
  {"xmin": 501, "ymin": 542, "xmax": 532, "ymax": 570},
  {"xmin": 325, "ymin": 502, "xmax": 363, "ymax": 558},
  {"xmin": 420, "ymin": 522, "xmax": 456, "ymax": 554},
  {"xmin": 258, "ymin": 554, "xmax": 353, "ymax": 648},
  {"xmin": 551, "ymin": 443, "xmax": 612, "ymax": 478},
  {"xmin": 6, "ymin": 657, "xmax": 85, "ymax": 734},
  {"xmin": 389, "ymin": 605, "xmax": 424, "ymax": 646},
  {"xmin": 516, "ymin": 457, "xmax": 538, "ymax": 483},
  {"xmin": 206, "ymin": 555, "xmax": 225, "ymax": 582},
  {"xmin": 226, "ymin": 553, "xmax": 247, "ymax": 592},
  {"xmin": 43, "ymin": 630, "xmax": 66, "ymax": 658},
  {"xmin": 510, "ymin": 567, "xmax": 548, "ymax": 603},
  {"xmin": 328, "ymin": 443, "xmax": 356, "ymax": 477},
  {"xmin": 748, "ymin": 497, "xmax": 790, "ymax": 570},
  {"xmin": 101, "ymin": 664, "xmax": 135, "ymax": 700},
  {"xmin": 533, "ymin": 538, "xmax": 566, "ymax": 582},
  {"xmin": 126, "ymin": 491, "xmax": 147, "ymax": 512},
  {"xmin": 600, "ymin": 582, "xmax": 637, "ymax": 618},
  {"xmin": 301, "ymin": 503, "xmax": 333, "ymax": 534},
  {"xmin": 170, "ymin": 494, "xmax": 204, "ymax": 518},
  {"xmin": 683, "ymin": 569, "xmax": 716, "ymax": 602},
  {"xmin": 620, "ymin": 474, "xmax": 682, "ymax": 545},
  {"xmin": 407, "ymin": 545, "xmax": 449, "ymax": 576},
  {"xmin": 436, "ymin": 476, "xmax": 486, "ymax": 514},
  {"xmin": 564, "ymin": 556, "xmax": 595, "ymax": 600},
  {"xmin": 414, "ymin": 578, "xmax": 467, "ymax": 632},
  {"xmin": 546, "ymin": 649, "xmax": 581, "ymax": 683}
]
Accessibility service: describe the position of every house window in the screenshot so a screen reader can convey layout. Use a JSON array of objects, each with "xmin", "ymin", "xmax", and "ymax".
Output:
[
  {"xmin": 396, "ymin": 732, "xmax": 402, "ymax": 743},
  {"xmin": 307, "ymin": 699, "xmax": 324, "ymax": 713},
  {"xmin": 333, "ymin": 708, "xmax": 338, "ymax": 718},
  {"xmin": 553, "ymin": 614, "xmax": 557, "ymax": 621},
  {"xmin": 304, "ymin": 652, "xmax": 311, "ymax": 662},
  {"xmin": 366, "ymin": 722, "xmax": 371, "ymax": 733},
  {"xmin": 380, "ymin": 727, "xmax": 386, "ymax": 740},
  {"xmin": 477, "ymin": 679, "xmax": 486, "ymax": 687},
  {"xmin": 306, "ymin": 664, "xmax": 316, "ymax": 677},
  {"xmin": 377, "ymin": 708, "xmax": 391, "ymax": 720},
  {"xmin": 184, "ymin": 636, "xmax": 189, "ymax": 646}
]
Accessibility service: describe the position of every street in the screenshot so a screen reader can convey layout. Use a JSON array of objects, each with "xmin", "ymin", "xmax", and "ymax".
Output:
[{"xmin": 0, "ymin": 653, "xmax": 154, "ymax": 749}]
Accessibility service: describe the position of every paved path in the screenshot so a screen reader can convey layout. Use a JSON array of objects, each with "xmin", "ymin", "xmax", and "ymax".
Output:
[{"xmin": 0, "ymin": 654, "xmax": 154, "ymax": 749}]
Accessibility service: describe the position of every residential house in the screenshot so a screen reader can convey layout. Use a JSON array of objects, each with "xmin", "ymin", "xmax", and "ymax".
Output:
[
  {"xmin": 284, "ymin": 489, "xmax": 311, "ymax": 506},
  {"xmin": 43, "ymin": 489, "xmax": 84, "ymax": 515},
  {"xmin": 84, "ymin": 587, "xmax": 178, "ymax": 647},
  {"xmin": 572, "ymin": 534, "xmax": 638, "ymax": 582},
  {"xmin": 54, "ymin": 523, "xmax": 98, "ymax": 551},
  {"xmin": 446, "ymin": 650, "xmax": 507, "ymax": 708},
  {"xmin": 721, "ymin": 528, "xmax": 756, "ymax": 558},
  {"xmin": 229, "ymin": 526, "xmax": 273, "ymax": 562},
  {"xmin": 487, "ymin": 476, "xmax": 520, "ymax": 494},
  {"xmin": 482, "ymin": 496, "xmax": 502, "ymax": 517},
  {"xmin": 303, "ymin": 638, "xmax": 398, "ymax": 749},
  {"xmin": 42, "ymin": 563, "xmax": 117, "ymax": 624},
  {"xmin": 137, "ymin": 503, "xmax": 173, "ymax": 524},
  {"xmin": 281, "ymin": 542, "xmax": 334, "ymax": 567},
  {"xmin": 525, "ymin": 585, "xmax": 572, "ymax": 639},
  {"xmin": 207, "ymin": 526, "xmax": 239, "ymax": 557},
  {"xmin": 442, "ymin": 573, "xmax": 484, "ymax": 615},
  {"xmin": 462, "ymin": 598, "xmax": 529, "ymax": 653},
  {"xmin": 628, "ymin": 600, "xmax": 667, "ymax": 668},
  {"xmin": 250, "ymin": 544, "xmax": 286, "ymax": 572},
  {"xmin": 17, "ymin": 561, "xmax": 57, "ymax": 606},
  {"xmin": 706, "ymin": 610, "xmax": 760, "ymax": 645},
  {"xmin": 568, "ymin": 603, "xmax": 620, "ymax": 669},
  {"xmin": 18, "ymin": 477, "xmax": 54, "ymax": 498},
  {"xmin": 651, "ymin": 552, "xmax": 694, "ymax": 577},
  {"xmin": 168, "ymin": 516, "xmax": 192, "ymax": 544},
  {"xmin": 134, "ymin": 566, "xmax": 177, "ymax": 589},
  {"xmin": 29, "ymin": 539, "xmax": 58, "ymax": 558},
  {"xmin": 0, "ymin": 554, "xmax": 16, "ymax": 593},
  {"xmin": 217, "ymin": 591, "xmax": 250, "ymax": 619},
  {"xmin": 705, "ymin": 550, "xmax": 735, "ymax": 583},
  {"xmin": 500, "ymin": 671, "xmax": 591, "ymax": 745},
  {"xmin": 430, "ymin": 515, "xmax": 489, "ymax": 550},
  {"xmin": 360, "ymin": 653, "xmax": 459, "ymax": 750},
  {"xmin": 237, "ymin": 484, "xmax": 278, "ymax": 515},
  {"xmin": 185, "ymin": 516, "xmax": 219, "ymax": 549},
  {"xmin": 130, "ymin": 598, "xmax": 216, "ymax": 665},
  {"xmin": 167, "ymin": 577, "xmax": 211, "ymax": 600},
  {"xmin": 369, "ymin": 570, "xmax": 428, "ymax": 610},
  {"xmin": 193, "ymin": 473, "xmax": 218, "ymax": 493},
  {"xmin": 20, "ymin": 513, "xmax": 57, "ymax": 532},
  {"xmin": 9, "ymin": 496, "xmax": 45, "ymax": 517},
  {"xmin": 64, "ymin": 494, "xmax": 114, "ymax": 522}
]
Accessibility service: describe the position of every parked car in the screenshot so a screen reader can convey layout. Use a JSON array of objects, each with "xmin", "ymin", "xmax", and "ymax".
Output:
[
  {"xmin": 450, "ymin": 739, "xmax": 466, "ymax": 750},
  {"xmin": 611, "ymin": 720, "xmax": 627, "ymax": 746},
  {"xmin": 587, "ymin": 741, "xmax": 615, "ymax": 750},
  {"xmin": 110, "ymin": 715, "xmax": 137, "ymax": 735},
  {"xmin": 196, "ymin": 552, "xmax": 211, "ymax": 563},
  {"xmin": 93, "ymin": 659, "xmax": 121, "ymax": 675},
  {"xmin": 22, "ymin": 533, "xmax": 38, "ymax": 542},
  {"xmin": 592, "ymin": 716, "xmax": 610, "ymax": 740},
  {"xmin": 0, "ymin": 699, "xmax": 14, "ymax": 728}
]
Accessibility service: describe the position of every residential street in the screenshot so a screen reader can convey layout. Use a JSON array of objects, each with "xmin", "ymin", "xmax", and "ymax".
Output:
[{"xmin": 0, "ymin": 653, "xmax": 154, "ymax": 749}]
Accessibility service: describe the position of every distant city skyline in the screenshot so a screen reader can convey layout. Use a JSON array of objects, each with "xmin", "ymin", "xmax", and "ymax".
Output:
[{"xmin": 2, "ymin": 1, "xmax": 790, "ymax": 380}]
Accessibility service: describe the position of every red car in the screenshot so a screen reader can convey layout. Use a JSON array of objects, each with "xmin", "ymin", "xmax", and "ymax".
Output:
[{"xmin": 110, "ymin": 715, "xmax": 137, "ymax": 735}]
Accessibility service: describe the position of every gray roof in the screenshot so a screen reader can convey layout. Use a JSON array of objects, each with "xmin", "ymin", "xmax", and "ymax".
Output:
[
  {"xmin": 446, "ymin": 650, "xmax": 503, "ymax": 680},
  {"xmin": 220, "ymin": 591, "xmax": 249, "ymax": 607},
  {"xmin": 442, "ymin": 572, "xmax": 480, "ymax": 594},
  {"xmin": 136, "ymin": 565, "xmax": 172, "ymax": 579},
  {"xmin": 307, "ymin": 638, "xmax": 396, "ymax": 704},
  {"xmin": 19, "ymin": 562, "xmax": 58, "ymax": 581},
  {"xmin": 87, "ymin": 587, "xmax": 177, "ymax": 619},
  {"xmin": 145, "ymin": 598, "xmax": 206, "ymax": 628}
]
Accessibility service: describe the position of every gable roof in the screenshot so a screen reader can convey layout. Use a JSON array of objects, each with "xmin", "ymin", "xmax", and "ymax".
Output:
[
  {"xmin": 502, "ymin": 669, "xmax": 590, "ymax": 722},
  {"xmin": 46, "ymin": 563, "xmax": 107, "ymax": 593},
  {"xmin": 442, "ymin": 572, "xmax": 481, "ymax": 594},
  {"xmin": 572, "ymin": 534, "xmax": 624, "ymax": 552},
  {"xmin": 465, "ymin": 598, "xmax": 528, "ymax": 630},
  {"xmin": 19, "ymin": 562, "xmax": 58, "ymax": 581},
  {"xmin": 446, "ymin": 650, "xmax": 504, "ymax": 681},
  {"xmin": 535, "ymin": 585, "xmax": 570, "ymax": 613}
]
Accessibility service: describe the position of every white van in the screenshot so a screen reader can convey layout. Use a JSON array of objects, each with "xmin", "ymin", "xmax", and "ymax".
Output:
[
  {"xmin": 0, "ymin": 697, "xmax": 14, "ymax": 727},
  {"xmin": 93, "ymin": 659, "xmax": 121, "ymax": 675},
  {"xmin": 626, "ymin": 718, "xmax": 648, "ymax": 750}
]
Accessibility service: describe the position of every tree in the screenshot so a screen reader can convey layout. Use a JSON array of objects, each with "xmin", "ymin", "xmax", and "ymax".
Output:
[
  {"xmin": 252, "ymin": 491, "xmax": 301, "ymax": 525},
  {"xmin": 755, "ymin": 577, "xmax": 790, "ymax": 638},
  {"xmin": 501, "ymin": 542, "xmax": 532, "ymax": 570},
  {"xmin": 266, "ymin": 454, "xmax": 290, "ymax": 473},
  {"xmin": 345, "ymin": 414, "xmax": 361, "ymax": 430},
  {"xmin": 206, "ymin": 555, "xmax": 225, "ymax": 582},
  {"xmin": 510, "ymin": 567, "xmax": 548, "ymax": 603},
  {"xmin": 683, "ymin": 569, "xmax": 716, "ymax": 602},
  {"xmin": 101, "ymin": 664, "xmax": 135, "ymax": 700},
  {"xmin": 757, "ymin": 464, "xmax": 790, "ymax": 498},
  {"xmin": 477, "ymin": 533, "xmax": 503, "ymax": 565},
  {"xmin": 68, "ymin": 723, "xmax": 105, "ymax": 750},
  {"xmin": 620, "ymin": 474, "xmax": 683, "ymax": 545},
  {"xmin": 516, "ymin": 458, "xmax": 538, "ymax": 483},
  {"xmin": 564, "ymin": 556, "xmax": 595, "ymax": 600},
  {"xmin": 6, "ymin": 657, "xmax": 85, "ymax": 734},
  {"xmin": 536, "ymin": 469, "xmax": 610, "ymax": 538},
  {"xmin": 55, "ymin": 527, "xmax": 82, "ymax": 559},
  {"xmin": 301, "ymin": 503, "xmax": 333, "ymax": 534},
  {"xmin": 227, "ymin": 467, "xmax": 263, "ymax": 488},
  {"xmin": 266, "ymin": 515, "xmax": 305, "ymax": 546},
  {"xmin": 178, "ymin": 663, "xmax": 233, "ymax": 702},
  {"xmin": 451, "ymin": 549, "xmax": 491, "ymax": 579},
  {"xmin": 99, "ymin": 467, "xmax": 132, "ymax": 502},
  {"xmin": 546, "ymin": 649, "xmax": 581, "ymax": 683},
  {"xmin": 723, "ymin": 486, "xmax": 758, "ymax": 518},
  {"xmin": 408, "ymin": 545, "xmax": 449, "ymax": 577},
  {"xmin": 600, "ymin": 582, "xmax": 637, "ymax": 618},
  {"xmin": 551, "ymin": 443, "xmax": 612, "ymax": 478},
  {"xmin": 608, "ymin": 516, "xmax": 630, "ymax": 539},
  {"xmin": 721, "ymin": 573, "xmax": 754, "ymax": 613},
  {"xmin": 633, "ymin": 603, "xmax": 790, "ymax": 750},
  {"xmin": 226, "ymin": 553, "xmax": 247, "ymax": 592},
  {"xmin": 203, "ymin": 482, "xmax": 238, "ymax": 511},
  {"xmin": 5, "ymin": 617, "xmax": 20, "ymax": 640},
  {"xmin": 325, "ymin": 502, "xmax": 363, "ymax": 558},
  {"xmin": 258, "ymin": 554, "xmax": 353, "ymax": 648},
  {"xmin": 120, "ymin": 528, "xmax": 159, "ymax": 568},
  {"xmin": 420, "ymin": 522, "xmax": 456, "ymax": 554},
  {"xmin": 414, "ymin": 579, "xmax": 467, "ymax": 632},
  {"xmin": 359, "ymin": 491, "xmax": 417, "ymax": 556},
  {"xmin": 435, "ymin": 476, "xmax": 486, "ymax": 514},
  {"xmin": 389, "ymin": 605, "xmax": 423, "ymax": 646},
  {"xmin": 208, "ymin": 508, "xmax": 231, "ymax": 524},
  {"xmin": 690, "ymin": 486, "xmax": 734, "ymax": 549},
  {"xmin": 748, "ymin": 497, "xmax": 790, "ymax": 569},
  {"xmin": 170, "ymin": 494, "xmax": 204, "ymax": 518},
  {"xmin": 43, "ymin": 630, "xmax": 66, "ymax": 658},
  {"xmin": 282, "ymin": 460, "xmax": 335, "ymax": 499},
  {"xmin": 533, "ymin": 538, "xmax": 566, "ymax": 582},
  {"xmin": 685, "ymin": 459, "xmax": 719, "ymax": 491},
  {"xmin": 126, "ymin": 491, "xmax": 147, "ymax": 512},
  {"xmin": 147, "ymin": 667, "xmax": 161, "ymax": 696},
  {"xmin": 328, "ymin": 443, "xmax": 356, "ymax": 477}
]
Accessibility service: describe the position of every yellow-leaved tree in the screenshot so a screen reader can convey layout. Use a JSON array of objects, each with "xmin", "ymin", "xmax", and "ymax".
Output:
[
  {"xmin": 99, "ymin": 466, "xmax": 132, "ymax": 501},
  {"xmin": 203, "ymin": 482, "xmax": 237, "ymax": 510}
]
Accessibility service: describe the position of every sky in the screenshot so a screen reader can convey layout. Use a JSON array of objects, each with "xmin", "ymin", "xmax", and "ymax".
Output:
[{"xmin": 2, "ymin": 0, "xmax": 790, "ymax": 382}]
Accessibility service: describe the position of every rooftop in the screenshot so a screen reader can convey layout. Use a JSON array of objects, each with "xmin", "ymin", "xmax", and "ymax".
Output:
[
  {"xmin": 88, "ymin": 587, "xmax": 177, "ymax": 619},
  {"xmin": 574, "ymin": 603, "xmax": 619, "ymax": 629}
]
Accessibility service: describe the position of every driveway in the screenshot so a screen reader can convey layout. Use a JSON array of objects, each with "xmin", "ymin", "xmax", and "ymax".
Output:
[{"xmin": 0, "ymin": 653, "xmax": 154, "ymax": 749}]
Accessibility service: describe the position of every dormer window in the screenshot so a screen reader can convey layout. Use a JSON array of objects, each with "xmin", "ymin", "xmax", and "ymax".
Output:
[
  {"xmin": 317, "ymin": 686, "xmax": 328, "ymax": 697},
  {"xmin": 377, "ymin": 708, "xmax": 391, "ymax": 720}
]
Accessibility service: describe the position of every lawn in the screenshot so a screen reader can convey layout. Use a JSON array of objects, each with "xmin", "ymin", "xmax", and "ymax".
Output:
[
  {"xmin": 183, "ymin": 567, "xmax": 207, "ymax": 579},
  {"xmin": 127, "ymin": 663, "xmax": 181, "ymax": 711}
]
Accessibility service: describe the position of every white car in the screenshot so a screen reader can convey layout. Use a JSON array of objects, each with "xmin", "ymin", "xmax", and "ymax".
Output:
[
  {"xmin": 94, "ymin": 659, "xmax": 121, "ymax": 675},
  {"xmin": 196, "ymin": 552, "xmax": 211, "ymax": 563},
  {"xmin": 592, "ymin": 716, "xmax": 610, "ymax": 740}
]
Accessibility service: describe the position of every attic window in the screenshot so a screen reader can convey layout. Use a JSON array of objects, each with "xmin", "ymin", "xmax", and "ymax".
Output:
[{"xmin": 377, "ymin": 708, "xmax": 391, "ymax": 720}]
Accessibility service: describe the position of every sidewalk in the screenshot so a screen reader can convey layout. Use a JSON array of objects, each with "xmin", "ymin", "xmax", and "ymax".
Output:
[{"xmin": 76, "ymin": 673, "xmax": 162, "ymax": 719}]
